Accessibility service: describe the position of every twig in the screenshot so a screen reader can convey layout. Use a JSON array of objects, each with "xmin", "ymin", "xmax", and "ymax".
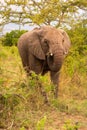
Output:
[{"xmin": 7, "ymin": 120, "xmax": 14, "ymax": 130}]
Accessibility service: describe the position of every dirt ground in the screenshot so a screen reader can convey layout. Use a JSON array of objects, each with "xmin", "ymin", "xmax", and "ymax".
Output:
[{"xmin": 45, "ymin": 110, "xmax": 87, "ymax": 130}]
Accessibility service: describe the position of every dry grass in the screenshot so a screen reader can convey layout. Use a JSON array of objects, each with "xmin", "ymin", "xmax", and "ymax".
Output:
[{"xmin": 0, "ymin": 45, "xmax": 87, "ymax": 130}]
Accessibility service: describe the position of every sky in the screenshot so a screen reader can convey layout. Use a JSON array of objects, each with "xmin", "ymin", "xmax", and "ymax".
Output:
[
  {"xmin": 3, "ymin": 23, "xmax": 35, "ymax": 34},
  {"xmin": 0, "ymin": 23, "xmax": 36, "ymax": 36}
]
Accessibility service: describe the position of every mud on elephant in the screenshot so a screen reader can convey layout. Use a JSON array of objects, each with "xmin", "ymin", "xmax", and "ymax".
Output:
[{"xmin": 17, "ymin": 26, "xmax": 71, "ymax": 99}]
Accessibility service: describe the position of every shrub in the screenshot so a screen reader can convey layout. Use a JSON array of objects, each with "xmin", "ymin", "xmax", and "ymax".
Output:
[
  {"xmin": 65, "ymin": 26, "xmax": 87, "ymax": 76},
  {"xmin": 2, "ymin": 30, "xmax": 27, "ymax": 46}
]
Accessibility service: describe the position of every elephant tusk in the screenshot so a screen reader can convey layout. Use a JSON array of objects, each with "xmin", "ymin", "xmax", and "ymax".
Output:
[
  {"xmin": 50, "ymin": 53, "xmax": 53, "ymax": 56},
  {"xmin": 64, "ymin": 51, "xmax": 68, "ymax": 55},
  {"xmin": 46, "ymin": 52, "xmax": 53, "ymax": 56}
]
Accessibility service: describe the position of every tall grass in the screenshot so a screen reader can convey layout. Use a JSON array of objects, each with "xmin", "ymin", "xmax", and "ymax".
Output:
[{"xmin": 0, "ymin": 44, "xmax": 87, "ymax": 129}]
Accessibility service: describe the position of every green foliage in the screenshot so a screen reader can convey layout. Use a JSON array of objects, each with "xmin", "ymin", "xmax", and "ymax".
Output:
[
  {"xmin": 68, "ymin": 26, "xmax": 87, "ymax": 55},
  {"xmin": 36, "ymin": 116, "xmax": 47, "ymax": 130},
  {"xmin": 28, "ymin": 71, "xmax": 53, "ymax": 94},
  {"xmin": 20, "ymin": 127, "xmax": 26, "ymax": 130},
  {"xmin": 65, "ymin": 24, "xmax": 87, "ymax": 76},
  {"xmin": 63, "ymin": 119, "xmax": 80, "ymax": 130},
  {"xmin": 2, "ymin": 30, "xmax": 27, "ymax": 46}
]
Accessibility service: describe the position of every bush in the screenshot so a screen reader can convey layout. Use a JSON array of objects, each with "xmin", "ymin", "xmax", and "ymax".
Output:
[
  {"xmin": 2, "ymin": 30, "xmax": 27, "ymax": 46},
  {"xmin": 67, "ymin": 26, "xmax": 87, "ymax": 56},
  {"xmin": 65, "ymin": 25, "xmax": 87, "ymax": 76}
]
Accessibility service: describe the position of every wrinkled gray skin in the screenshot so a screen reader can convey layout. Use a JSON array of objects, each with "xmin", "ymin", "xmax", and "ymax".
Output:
[{"xmin": 17, "ymin": 26, "xmax": 71, "ymax": 98}]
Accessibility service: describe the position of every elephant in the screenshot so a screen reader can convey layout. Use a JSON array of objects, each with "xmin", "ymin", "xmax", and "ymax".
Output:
[{"xmin": 17, "ymin": 26, "xmax": 71, "ymax": 98}]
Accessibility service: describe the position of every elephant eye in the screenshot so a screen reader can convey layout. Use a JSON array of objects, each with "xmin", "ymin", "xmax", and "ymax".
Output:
[
  {"xmin": 44, "ymin": 39, "xmax": 49, "ymax": 48},
  {"xmin": 62, "ymin": 38, "xmax": 64, "ymax": 43},
  {"xmin": 41, "ymin": 39, "xmax": 49, "ymax": 53},
  {"xmin": 44, "ymin": 39, "xmax": 49, "ymax": 45}
]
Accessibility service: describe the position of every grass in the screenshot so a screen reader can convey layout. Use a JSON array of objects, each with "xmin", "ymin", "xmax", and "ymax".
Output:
[{"xmin": 0, "ymin": 44, "xmax": 87, "ymax": 130}]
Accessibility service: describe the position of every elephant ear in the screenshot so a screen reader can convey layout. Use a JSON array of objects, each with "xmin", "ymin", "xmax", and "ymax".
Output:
[
  {"xmin": 58, "ymin": 29, "xmax": 71, "ymax": 55},
  {"xmin": 28, "ymin": 30, "xmax": 45, "ymax": 60}
]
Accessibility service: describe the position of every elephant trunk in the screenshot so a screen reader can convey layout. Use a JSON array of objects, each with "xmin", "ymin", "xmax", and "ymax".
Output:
[{"xmin": 47, "ymin": 46, "xmax": 64, "ymax": 72}]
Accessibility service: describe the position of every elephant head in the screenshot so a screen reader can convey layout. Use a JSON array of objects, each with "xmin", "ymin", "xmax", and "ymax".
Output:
[
  {"xmin": 18, "ymin": 26, "xmax": 71, "ymax": 73},
  {"xmin": 29, "ymin": 26, "xmax": 71, "ymax": 72}
]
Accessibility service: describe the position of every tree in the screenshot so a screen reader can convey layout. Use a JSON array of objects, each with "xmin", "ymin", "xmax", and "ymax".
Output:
[
  {"xmin": 0, "ymin": 0, "xmax": 87, "ymax": 32},
  {"xmin": 2, "ymin": 30, "xmax": 27, "ymax": 46}
]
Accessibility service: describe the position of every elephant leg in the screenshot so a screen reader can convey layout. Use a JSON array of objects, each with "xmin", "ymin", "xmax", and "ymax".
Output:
[
  {"xmin": 19, "ymin": 51, "xmax": 30, "ymax": 76},
  {"xmin": 21, "ymin": 58, "xmax": 30, "ymax": 76},
  {"xmin": 50, "ymin": 71, "xmax": 60, "ymax": 98}
]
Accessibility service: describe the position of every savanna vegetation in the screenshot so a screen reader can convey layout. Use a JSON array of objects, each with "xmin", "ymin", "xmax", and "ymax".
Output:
[{"xmin": 0, "ymin": 0, "xmax": 87, "ymax": 130}]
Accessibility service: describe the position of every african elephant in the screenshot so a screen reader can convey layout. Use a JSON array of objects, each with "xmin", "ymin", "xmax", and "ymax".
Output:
[{"xmin": 17, "ymin": 26, "xmax": 71, "ymax": 98}]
